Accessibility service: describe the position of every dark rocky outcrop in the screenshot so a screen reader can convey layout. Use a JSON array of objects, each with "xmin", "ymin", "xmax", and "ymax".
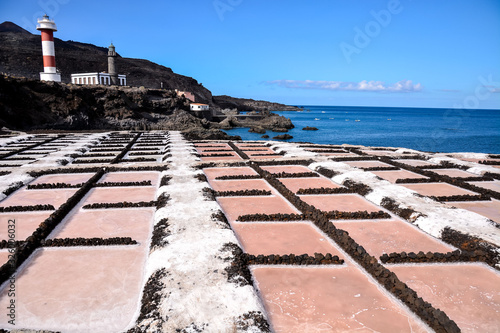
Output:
[
  {"xmin": 217, "ymin": 113, "xmax": 294, "ymax": 132},
  {"xmin": 273, "ymin": 134, "xmax": 293, "ymax": 140},
  {"xmin": 213, "ymin": 95, "xmax": 301, "ymax": 112},
  {"xmin": 302, "ymin": 126, "xmax": 318, "ymax": 131},
  {"xmin": 0, "ymin": 75, "xmax": 241, "ymax": 140},
  {"xmin": 249, "ymin": 127, "xmax": 266, "ymax": 134},
  {"xmin": 0, "ymin": 75, "xmax": 188, "ymax": 130}
]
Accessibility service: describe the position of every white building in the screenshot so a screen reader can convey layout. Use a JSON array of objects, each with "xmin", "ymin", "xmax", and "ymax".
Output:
[
  {"xmin": 190, "ymin": 103, "xmax": 209, "ymax": 111},
  {"xmin": 71, "ymin": 72, "xmax": 127, "ymax": 86}
]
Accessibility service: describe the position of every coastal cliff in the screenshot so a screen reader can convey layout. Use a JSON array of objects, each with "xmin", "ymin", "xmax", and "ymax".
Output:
[
  {"xmin": 0, "ymin": 21, "xmax": 299, "ymax": 112},
  {"xmin": 0, "ymin": 75, "xmax": 294, "ymax": 139},
  {"xmin": 213, "ymin": 95, "xmax": 301, "ymax": 112}
]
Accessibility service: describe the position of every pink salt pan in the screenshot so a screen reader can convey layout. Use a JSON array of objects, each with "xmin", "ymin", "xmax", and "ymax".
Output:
[
  {"xmin": 203, "ymin": 167, "xmax": 259, "ymax": 181},
  {"xmin": 305, "ymin": 148, "xmax": 347, "ymax": 153},
  {"xmin": 449, "ymin": 199, "xmax": 500, "ymax": 224},
  {"xmin": 0, "ymin": 188, "xmax": 76, "ymax": 208},
  {"xmin": 320, "ymin": 152, "xmax": 360, "ymax": 157},
  {"xmin": 83, "ymin": 187, "xmax": 156, "ymax": 205},
  {"xmin": 235, "ymin": 143, "xmax": 267, "ymax": 148},
  {"xmin": 391, "ymin": 264, "xmax": 500, "ymax": 332},
  {"xmin": 50, "ymin": 208, "xmax": 155, "ymax": 244},
  {"xmin": 196, "ymin": 147, "xmax": 232, "ymax": 153},
  {"xmin": 0, "ymin": 211, "xmax": 52, "ymax": 240},
  {"xmin": 334, "ymin": 220, "xmax": 454, "ymax": 257},
  {"xmin": 430, "ymin": 168, "xmax": 476, "ymax": 178},
  {"xmin": 232, "ymin": 222, "xmax": 343, "ymax": 256},
  {"xmin": 30, "ymin": 173, "xmax": 94, "ymax": 186},
  {"xmin": 299, "ymin": 194, "xmax": 383, "ymax": 213},
  {"xmin": 401, "ymin": 183, "xmax": 478, "ymax": 197},
  {"xmin": 200, "ymin": 153, "xmax": 242, "ymax": 162},
  {"xmin": 98, "ymin": 171, "xmax": 160, "ymax": 186},
  {"xmin": 278, "ymin": 177, "xmax": 341, "ymax": 193},
  {"xmin": 394, "ymin": 159, "xmax": 436, "ymax": 167},
  {"xmin": 0, "ymin": 250, "xmax": 10, "ymax": 266},
  {"xmin": 468, "ymin": 180, "xmax": 500, "ymax": 192},
  {"xmin": 261, "ymin": 165, "xmax": 313, "ymax": 174},
  {"xmin": 455, "ymin": 158, "xmax": 483, "ymax": 163},
  {"xmin": 252, "ymin": 266, "xmax": 428, "ymax": 333},
  {"xmin": 345, "ymin": 160, "xmax": 393, "ymax": 168},
  {"xmin": 217, "ymin": 196, "xmax": 300, "ymax": 222},
  {"xmin": 242, "ymin": 148, "xmax": 276, "ymax": 156},
  {"xmin": 249, "ymin": 155, "xmax": 282, "ymax": 160},
  {"xmin": 195, "ymin": 143, "xmax": 230, "ymax": 148},
  {"xmin": 361, "ymin": 150, "xmax": 400, "ymax": 156},
  {"xmin": 372, "ymin": 170, "xmax": 428, "ymax": 183},
  {"xmin": 0, "ymin": 246, "xmax": 147, "ymax": 332},
  {"xmin": 208, "ymin": 179, "xmax": 273, "ymax": 192},
  {"xmin": 73, "ymin": 157, "xmax": 114, "ymax": 163}
]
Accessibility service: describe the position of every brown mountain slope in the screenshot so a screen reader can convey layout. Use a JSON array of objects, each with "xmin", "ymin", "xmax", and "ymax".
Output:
[{"xmin": 0, "ymin": 21, "xmax": 212, "ymax": 104}]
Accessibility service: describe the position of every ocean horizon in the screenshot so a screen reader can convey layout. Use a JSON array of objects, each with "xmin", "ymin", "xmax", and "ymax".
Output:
[{"xmin": 223, "ymin": 105, "xmax": 500, "ymax": 154}]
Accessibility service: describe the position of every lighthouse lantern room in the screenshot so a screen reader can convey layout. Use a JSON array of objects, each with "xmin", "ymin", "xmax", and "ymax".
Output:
[{"xmin": 36, "ymin": 14, "xmax": 61, "ymax": 82}]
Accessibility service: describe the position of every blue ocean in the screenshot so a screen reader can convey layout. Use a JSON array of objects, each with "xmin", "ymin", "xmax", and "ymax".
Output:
[{"xmin": 223, "ymin": 105, "xmax": 500, "ymax": 154}]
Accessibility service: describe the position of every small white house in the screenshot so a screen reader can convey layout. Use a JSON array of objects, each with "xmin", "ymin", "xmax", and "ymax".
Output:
[
  {"xmin": 190, "ymin": 103, "xmax": 209, "ymax": 111},
  {"xmin": 71, "ymin": 72, "xmax": 127, "ymax": 86}
]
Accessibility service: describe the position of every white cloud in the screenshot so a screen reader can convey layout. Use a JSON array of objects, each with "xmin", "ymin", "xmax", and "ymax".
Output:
[
  {"xmin": 266, "ymin": 79, "xmax": 422, "ymax": 93},
  {"xmin": 482, "ymin": 86, "xmax": 500, "ymax": 93}
]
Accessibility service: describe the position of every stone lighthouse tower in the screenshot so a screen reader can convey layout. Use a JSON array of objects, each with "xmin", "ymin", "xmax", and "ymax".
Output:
[
  {"xmin": 108, "ymin": 43, "xmax": 118, "ymax": 85},
  {"xmin": 36, "ymin": 14, "xmax": 61, "ymax": 82}
]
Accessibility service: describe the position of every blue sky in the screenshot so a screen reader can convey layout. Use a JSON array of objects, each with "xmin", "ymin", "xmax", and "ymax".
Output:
[{"xmin": 1, "ymin": 0, "xmax": 499, "ymax": 109}]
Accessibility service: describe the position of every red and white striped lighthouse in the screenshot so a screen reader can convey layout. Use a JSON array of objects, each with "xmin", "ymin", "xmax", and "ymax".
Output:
[{"xmin": 36, "ymin": 14, "xmax": 61, "ymax": 82}]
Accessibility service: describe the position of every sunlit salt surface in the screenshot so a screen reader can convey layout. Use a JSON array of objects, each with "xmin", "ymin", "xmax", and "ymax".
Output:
[
  {"xmin": 252, "ymin": 266, "xmax": 428, "ymax": 333},
  {"xmin": 345, "ymin": 161, "xmax": 393, "ymax": 168},
  {"xmin": 217, "ymin": 196, "xmax": 300, "ymax": 222},
  {"xmin": 430, "ymin": 168, "xmax": 477, "ymax": 178},
  {"xmin": 401, "ymin": 183, "xmax": 478, "ymax": 197},
  {"xmin": 0, "ymin": 211, "xmax": 52, "ymax": 240},
  {"xmin": 203, "ymin": 166, "xmax": 259, "ymax": 181},
  {"xmin": 392, "ymin": 159, "xmax": 436, "ymax": 167},
  {"xmin": 449, "ymin": 199, "xmax": 500, "ymax": 224},
  {"xmin": 315, "ymin": 152, "xmax": 360, "ymax": 157},
  {"xmin": 0, "ymin": 188, "xmax": 77, "ymax": 208},
  {"xmin": 299, "ymin": 194, "xmax": 383, "ymax": 213},
  {"xmin": 0, "ymin": 246, "xmax": 147, "ymax": 332},
  {"xmin": 208, "ymin": 179, "xmax": 273, "ymax": 192},
  {"xmin": 261, "ymin": 165, "xmax": 314, "ymax": 174},
  {"xmin": 335, "ymin": 220, "xmax": 454, "ymax": 257},
  {"xmin": 50, "ymin": 208, "xmax": 154, "ymax": 243},
  {"xmin": 30, "ymin": 173, "xmax": 94, "ymax": 186},
  {"xmin": 0, "ymin": 250, "xmax": 9, "ymax": 266},
  {"xmin": 278, "ymin": 177, "xmax": 342, "ymax": 193},
  {"xmin": 200, "ymin": 152, "xmax": 242, "ymax": 161},
  {"xmin": 98, "ymin": 171, "xmax": 160, "ymax": 186},
  {"xmin": 391, "ymin": 263, "xmax": 500, "ymax": 332},
  {"xmin": 232, "ymin": 222, "xmax": 343, "ymax": 256},
  {"xmin": 468, "ymin": 180, "xmax": 500, "ymax": 192},
  {"xmin": 194, "ymin": 143, "xmax": 230, "ymax": 148},
  {"xmin": 361, "ymin": 150, "xmax": 404, "ymax": 156},
  {"xmin": 371, "ymin": 170, "xmax": 429, "ymax": 183},
  {"xmin": 82, "ymin": 187, "xmax": 157, "ymax": 205}
]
